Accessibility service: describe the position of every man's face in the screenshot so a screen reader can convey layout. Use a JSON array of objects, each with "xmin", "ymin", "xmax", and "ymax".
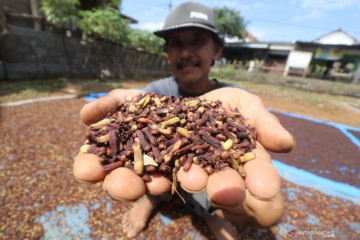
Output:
[{"xmin": 164, "ymin": 28, "xmax": 223, "ymax": 85}]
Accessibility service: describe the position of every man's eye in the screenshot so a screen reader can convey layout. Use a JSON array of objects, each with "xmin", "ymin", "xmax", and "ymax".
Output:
[
  {"xmin": 169, "ymin": 41, "xmax": 181, "ymax": 47},
  {"xmin": 192, "ymin": 38, "xmax": 205, "ymax": 45}
]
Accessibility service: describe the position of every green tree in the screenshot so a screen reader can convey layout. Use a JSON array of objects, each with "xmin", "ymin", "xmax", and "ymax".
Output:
[
  {"xmin": 78, "ymin": 8, "xmax": 129, "ymax": 43},
  {"xmin": 128, "ymin": 29, "xmax": 165, "ymax": 54},
  {"xmin": 41, "ymin": 0, "xmax": 79, "ymax": 25},
  {"xmin": 213, "ymin": 7, "xmax": 247, "ymax": 39},
  {"xmin": 41, "ymin": 0, "xmax": 128, "ymax": 43},
  {"xmin": 41, "ymin": 0, "xmax": 163, "ymax": 52}
]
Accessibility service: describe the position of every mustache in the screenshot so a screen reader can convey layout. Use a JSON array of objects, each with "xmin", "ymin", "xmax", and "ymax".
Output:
[{"xmin": 176, "ymin": 59, "xmax": 201, "ymax": 70}]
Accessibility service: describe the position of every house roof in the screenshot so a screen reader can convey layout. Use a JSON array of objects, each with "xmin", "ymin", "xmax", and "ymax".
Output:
[
  {"xmin": 295, "ymin": 41, "xmax": 360, "ymax": 50},
  {"xmin": 224, "ymin": 31, "xmax": 258, "ymax": 43},
  {"xmin": 119, "ymin": 13, "xmax": 138, "ymax": 24},
  {"xmin": 245, "ymin": 32, "xmax": 258, "ymax": 42},
  {"xmin": 225, "ymin": 41, "xmax": 293, "ymax": 50},
  {"xmin": 312, "ymin": 29, "xmax": 359, "ymax": 45}
]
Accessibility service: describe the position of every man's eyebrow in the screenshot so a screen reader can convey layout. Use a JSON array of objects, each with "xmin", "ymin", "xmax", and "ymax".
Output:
[
  {"xmin": 193, "ymin": 30, "xmax": 210, "ymax": 37},
  {"xmin": 168, "ymin": 35, "xmax": 180, "ymax": 41}
]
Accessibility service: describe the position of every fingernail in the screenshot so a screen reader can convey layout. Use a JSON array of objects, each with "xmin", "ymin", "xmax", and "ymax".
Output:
[
  {"xmin": 288, "ymin": 133, "xmax": 296, "ymax": 153},
  {"xmin": 247, "ymin": 189, "xmax": 278, "ymax": 201}
]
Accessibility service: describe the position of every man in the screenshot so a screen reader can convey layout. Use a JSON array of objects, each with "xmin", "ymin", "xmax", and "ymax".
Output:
[{"xmin": 73, "ymin": 2, "xmax": 295, "ymax": 239}]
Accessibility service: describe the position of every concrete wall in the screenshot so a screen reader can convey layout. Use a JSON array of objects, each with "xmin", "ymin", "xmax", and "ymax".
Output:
[
  {"xmin": 0, "ymin": 26, "xmax": 171, "ymax": 80},
  {"xmin": 0, "ymin": 0, "xmax": 33, "ymax": 15}
]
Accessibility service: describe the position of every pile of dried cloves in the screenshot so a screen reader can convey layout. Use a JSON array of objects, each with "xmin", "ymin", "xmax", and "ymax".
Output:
[{"xmin": 80, "ymin": 92, "xmax": 256, "ymax": 185}]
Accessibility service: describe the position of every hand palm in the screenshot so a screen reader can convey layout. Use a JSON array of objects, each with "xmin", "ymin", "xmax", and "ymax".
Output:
[{"xmin": 73, "ymin": 88, "xmax": 295, "ymax": 206}]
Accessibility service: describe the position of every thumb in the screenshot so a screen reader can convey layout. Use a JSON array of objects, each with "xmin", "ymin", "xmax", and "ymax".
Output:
[
  {"xmin": 254, "ymin": 112, "xmax": 296, "ymax": 153},
  {"xmin": 80, "ymin": 89, "xmax": 142, "ymax": 125}
]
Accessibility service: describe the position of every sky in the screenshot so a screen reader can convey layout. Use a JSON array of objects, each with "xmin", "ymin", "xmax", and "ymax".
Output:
[{"xmin": 121, "ymin": 0, "xmax": 360, "ymax": 43}]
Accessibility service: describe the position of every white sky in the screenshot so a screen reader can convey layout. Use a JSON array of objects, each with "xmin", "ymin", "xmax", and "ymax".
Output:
[{"xmin": 122, "ymin": 0, "xmax": 360, "ymax": 43}]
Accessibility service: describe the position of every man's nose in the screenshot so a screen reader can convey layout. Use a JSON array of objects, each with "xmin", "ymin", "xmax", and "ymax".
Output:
[{"xmin": 178, "ymin": 42, "xmax": 193, "ymax": 57}]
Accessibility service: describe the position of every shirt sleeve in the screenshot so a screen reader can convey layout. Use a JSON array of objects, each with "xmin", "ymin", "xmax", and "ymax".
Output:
[
  {"xmin": 213, "ymin": 80, "xmax": 243, "ymax": 90},
  {"xmin": 144, "ymin": 77, "xmax": 181, "ymax": 97}
]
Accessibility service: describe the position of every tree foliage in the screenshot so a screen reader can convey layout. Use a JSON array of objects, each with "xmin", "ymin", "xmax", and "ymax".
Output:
[
  {"xmin": 41, "ymin": 0, "xmax": 79, "ymax": 24},
  {"xmin": 78, "ymin": 8, "xmax": 129, "ymax": 43},
  {"xmin": 128, "ymin": 29, "xmax": 165, "ymax": 54},
  {"xmin": 213, "ymin": 7, "xmax": 247, "ymax": 39},
  {"xmin": 40, "ymin": 0, "xmax": 163, "ymax": 53}
]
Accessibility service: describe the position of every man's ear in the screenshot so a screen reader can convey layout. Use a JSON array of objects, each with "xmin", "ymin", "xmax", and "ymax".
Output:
[
  {"xmin": 213, "ymin": 44, "xmax": 224, "ymax": 61},
  {"xmin": 164, "ymin": 52, "xmax": 171, "ymax": 64}
]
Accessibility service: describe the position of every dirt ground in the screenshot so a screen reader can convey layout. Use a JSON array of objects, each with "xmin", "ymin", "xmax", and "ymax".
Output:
[
  {"xmin": 250, "ymin": 87, "xmax": 360, "ymax": 128},
  {"xmin": 1, "ymin": 79, "xmax": 359, "ymax": 239}
]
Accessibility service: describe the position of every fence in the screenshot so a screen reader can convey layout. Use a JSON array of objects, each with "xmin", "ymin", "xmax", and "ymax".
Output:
[
  {"xmin": 0, "ymin": 26, "xmax": 171, "ymax": 80},
  {"xmin": 211, "ymin": 67, "xmax": 360, "ymax": 98}
]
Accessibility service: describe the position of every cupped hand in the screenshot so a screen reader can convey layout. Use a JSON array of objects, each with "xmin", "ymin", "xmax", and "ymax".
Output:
[
  {"xmin": 73, "ymin": 87, "xmax": 295, "ymax": 205},
  {"xmin": 74, "ymin": 89, "xmax": 172, "ymax": 201},
  {"xmin": 184, "ymin": 87, "xmax": 295, "ymax": 207}
]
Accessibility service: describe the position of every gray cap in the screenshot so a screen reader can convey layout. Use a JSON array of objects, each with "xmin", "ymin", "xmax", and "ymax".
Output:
[{"xmin": 154, "ymin": 1, "xmax": 218, "ymax": 39}]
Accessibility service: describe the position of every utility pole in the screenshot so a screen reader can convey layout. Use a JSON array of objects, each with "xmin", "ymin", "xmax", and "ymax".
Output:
[
  {"xmin": 30, "ymin": 0, "xmax": 41, "ymax": 30},
  {"xmin": 169, "ymin": 0, "xmax": 172, "ymax": 11}
]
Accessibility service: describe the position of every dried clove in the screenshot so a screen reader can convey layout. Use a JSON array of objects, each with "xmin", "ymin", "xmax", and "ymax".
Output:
[{"xmin": 80, "ymin": 92, "xmax": 257, "ymax": 193}]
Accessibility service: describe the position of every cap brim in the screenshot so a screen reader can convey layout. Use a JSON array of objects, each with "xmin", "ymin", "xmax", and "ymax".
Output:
[{"xmin": 154, "ymin": 23, "xmax": 218, "ymax": 38}]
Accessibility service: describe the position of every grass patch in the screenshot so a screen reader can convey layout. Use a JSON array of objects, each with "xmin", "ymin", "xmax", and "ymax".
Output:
[
  {"xmin": 210, "ymin": 68, "xmax": 359, "ymax": 106},
  {"xmin": 218, "ymin": 76, "xmax": 358, "ymax": 107},
  {"xmin": 0, "ymin": 78, "xmax": 122, "ymax": 103}
]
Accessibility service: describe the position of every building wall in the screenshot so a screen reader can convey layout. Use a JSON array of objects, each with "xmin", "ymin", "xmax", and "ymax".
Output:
[
  {"xmin": 0, "ymin": 0, "xmax": 33, "ymax": 14},
  {"xmin": 0, "ymin": 26, "xmax": 171, "ymax": 80},
  {"xmin": 294, "ymin": 42, "xmax": 360, "ymax": 83}
]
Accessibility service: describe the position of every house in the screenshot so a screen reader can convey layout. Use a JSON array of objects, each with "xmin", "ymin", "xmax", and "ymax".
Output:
[
  {"xmin": 313, "ymin": 29, "xmax": 358, "ymax": 45},
  {"xmin": 223, "ymin": 29, "xmax": 360, "ymax": 83},
  {"xmin": 222, "ymin": 31, "xmax": 294, "ymax": 75},
  {"xmin": 295, "ymin": 29, "xmax": 360, "ymax": 83},
  {"xmin": 222, "ymin": 40, "xmax": 294, "ymax": 75}
]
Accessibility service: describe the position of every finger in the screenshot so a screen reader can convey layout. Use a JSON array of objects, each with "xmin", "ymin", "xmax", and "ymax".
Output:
[
  {"xmin": 243, "ymin": 145, "xmax": 281, "ymax": 200},
  {"xmin": 253, "ymin": 112, "xmax": 296, "ymax": 153},
  {"xmin": 177, "ymin": 164, "xmax": 208, "ymax": 193},
  {"xmin": 206, "ymin": 167, "xmax": 246, "ymax": 207},
  {"xmin": 145, "ymin": 172, "xmax": 172, "ymax": 195},
  {"xmin": 80, "ymin": 89, "xmax": 143, "ymax": 125},
  {"xmin": 75, "ymin": 153, "xmax": 170, "ymax": 198},
  {"xmin": 73, "ymin": 152, "xmax": 108, "ymax": 183},
  {"xmin": 210, "ymin": 189, "xmax": 284, "ymax": 227},
  {"xmin": 103, "ymin": 167, "xmax": 146, "ymax": 201},
  {"xmin": 227, "ymin": 89, "xmax": 295, "ymax": 153}
]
